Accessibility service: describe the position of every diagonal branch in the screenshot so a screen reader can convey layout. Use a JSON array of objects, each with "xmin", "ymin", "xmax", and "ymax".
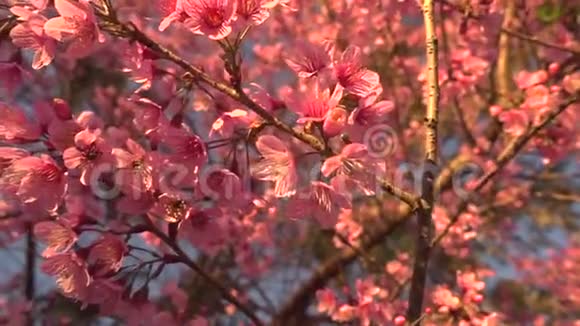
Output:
[
  {"xmin": 500, "ymin": 28, "xmax": 580, "ymax": 57},
  {"xmin": 94, "ymin": 8, "xmax": 421, "ymax": 209},
  {"xmin": 145, "ymin": 218, "xmax": 264, "ymax": 326},
  {"xmin": 95, "ymin": 10, "xmax": 326, "ymax": 153}
]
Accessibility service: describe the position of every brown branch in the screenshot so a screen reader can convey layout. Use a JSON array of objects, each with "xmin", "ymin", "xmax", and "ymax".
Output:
[
  {"xmin": 388, "ymin": 94, "xmax": 579, "ymax": 306},
  {"xmin": 95, "ymin": 11, "xmax": 326, "ymax": 153},
  {"xmin": 94, "ymin": 8, "xmax": 422, "ymax": 210},
  {"xmin": 145, "ymin": 218, "xmax": 264, "ymax": 326},
  {"xmin": 25, "ymin": 223, "xmax": 35, "ymax": 326},
  {"xmin": 500, "ymin": 28, "xmax": 580, "ymax": 56},
  {"xmin": 272, "ymin": 157, "xmax": 466, "ymax": 323},
  {"xmin": 433, "ymin": 93, "xmax": 579, "ymax": 247},
  {"xmin": 406, "ymin": 0, "xmax": 440, "ymax": 322},
  {"xmin": 274, "ymin": 94, "xmax": 578, "ymax": 324}
]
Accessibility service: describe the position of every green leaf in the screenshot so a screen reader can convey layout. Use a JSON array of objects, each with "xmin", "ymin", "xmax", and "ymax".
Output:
[{"xmin": 537, "ymin": 1, "xmax": 563, "ymax": 24}]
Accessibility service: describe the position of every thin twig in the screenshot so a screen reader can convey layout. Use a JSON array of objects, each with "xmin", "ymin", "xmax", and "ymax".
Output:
[
  {"xmin": 144, "ymin": 218, "xmax": 264, "ymax": 326},
  {"xmin": 501, "ymin": 28, "xmax": 580, "ymax": 56}
]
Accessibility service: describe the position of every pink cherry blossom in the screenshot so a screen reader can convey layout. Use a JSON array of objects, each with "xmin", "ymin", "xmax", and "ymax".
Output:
[
  {"xmin": 252, "ymin": 135, "xmax": 297, "ymax": 197},
  {"xmin": 349, "ymin": 93, "xmax": 394, "ymax": 125},
  {"xmin": 0, "ymin": 102, "xmax": 42, "ymax": 142},
  {"xmin": 236, "ymin": 0, "xmax": 270, "ymax": 26},
  {"xmin": 209, "ymin": 109, "xmax": 251, "ymax": 138},
  {"xmin": 112, "ymin": 139, "xmax": 154, "ymax": 196},
  {"xmin": 316, "ymin": 289, "xmax": 337, "ymax": 314},
  {"xmin": 162, "ymin": 126, "xmax": 207, "ymax": 168},
  {"xmin": 62, "ymin": 129, "xmax": 114, "ymax": 186},
  {"xmin": 148, "ymin": 193, "xmax": 193, "ymax": 223},
  {"xmin": 9, "ymin": 11, "xmax": 55, "ymax": 69},
  {"xmin": 34, "ymin": 219, "xmax": 77, "ymax": 257},
  {"xmin": 182, "ymin": 0, "xmax": 238, "ymax": 40},
  {"xmin": 12, "ymin": 154, "xmax": 66, "ymax": 212},
  {"xmin": 182, "ymin": 206, "xmax": 226, "ymax": 255},
  {"xmin": 334, "ymin": 45, "xmax": 381, "ymax": 97},
  {"xmin": 41, "ymin": 252, "xmax": 91, "ymax": 300},
  {"xmin": 285, "ymin": 40, "xmax": 334, "ymax": 78},
  {"xmin": 87, "ymin": 234, "xmax": 127, "ymax": 277},
  {"xmin": 321, "ymin": 143, "xmax": 369, "ymax": 177},
  {"xmin": 498, "ymin": 110, "xmax": 529, "ymax": 137},
  {"xmin": 288, "ymin": 181, "xmax": 350, "ymax": 228},
  {"xmin": 0, "ymin": 147, "xmax": 29, "ymax": 175},
  {"xmin": 323, "ymin": 107, "xmax": 348, "ymax": 137},
  {"xmin": 290, "ymin": 80, "xmax": 343, "ymax": 123},
  {"xmin": 515, "ymin": 70, "xmax": 549, "ymax": 89},
  {"xmin": 158, "ymin": 0, "xmax": 187, "ymax": 31},
  {"xmin": 43, "ymin": 0, "xmax": 105, "ymax": 58}
]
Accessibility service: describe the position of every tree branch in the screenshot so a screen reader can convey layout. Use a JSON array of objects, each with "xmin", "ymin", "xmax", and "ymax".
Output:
[
  {"xmin": 25, "ymin": 223, "xmax": 35, "ymax": 326},
  {"xmin": 95, "ymin": 11, "xmax": 326, "ymax": 153},
  {"xmin": 406, "ymin": 0, "xmax": 440, "ymax": 322},
  {"xmin": 272, "ymin": 157, "xmax": 466, "ymax": 323},
  {"xmin": 145, "ymin": 218, "xmax": 264, "ymax": 326},
  {"xmin": 500, "ymin": 28, "xmax": 580, "ymax": 57}
]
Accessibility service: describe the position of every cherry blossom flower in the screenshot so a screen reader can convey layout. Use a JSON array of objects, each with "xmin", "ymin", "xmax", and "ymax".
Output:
[
  {"xmin": 0, "ymin": 102, "xmax": 42, "ymax": 142},
  {"xmin": 252, "ymin": 135, "xmax": 297, "ymax": 197},
  {"xmin": 323, "ymin": 107, "xmax": 348, "ymax": 137},
  {"xmin": 158, "ymin": 0, "xmax": 187, "ymax": 31},
  {"xmin": 9, "ymin": 10, "xmax": 55, "ymax": 69},
  {"xmin": 288, "ymin": 182, "xmax": 350, "ymax": 228},
  {"xmin": 261, "ymin": 0, "xmax": 295, "ymax": 10},
  {"xmin": 236, "ymin": 0, "xmax": 270, "ymax": 26},
  {"xmin": 41, "ymin": 252, "xmax": 91, "ymax": 301},
  {"xmin": 316, "ymin": 289, "xmax": 337, "ymax": 314},
  {"xmin": 11, "ymin": 154, "xmax": 66, "ymax": 212},
  {"xmin": 290, "ymin": 81, "xmax": 343, "ymax": 123},
  {"xmin": 87, "ymin": 234, "xmax": 127, "ymax": 277},
  {"xmin": 182, "ymin": 206, "xmax": 226, "ymax": 255},
  {"xmin": 209, "ymin": 109, "xmax": 251, "ymax": 138},
  {"xmin": 431, "ymin": 285, "xmax": 461, "ymax": 313},
  {"xmin": 515, "ymin": 70, "xmax": 548, "ymax": 89},
  {"xmin": 62, "ymin": 129, "xmax": 114, "ymax": 186},
  {"xmin": 0, "ymin": 147, "xmax": 29, "ymax": 175},
  {"xmin": 34, "ymin": 219, "xmax": 77, "ymax": 257},
  {"xmin": 183, "ymin": 0, "xmax": 238, "ymax": 40},
  {"xmin": 0, "ymin": 63, "xmax": 29, "ymax": 95},
  {"xmin": 113, "ymin": 139, "xmax": 155, "ymax": 196},
  {"xmin": 349, "ymin": 93, "xmax": 394, "ymax": 126},
  {"xmin": 322, "ymin": 143, "xmax": 369, "ymax": 177},
  {"xmin": 285, "ymin": 40, "xmax": 334, "ymax": 78},
  {"xmin": 119, "ymin": 42, "xmax": 155, "ymax": 94},
  {"xmin": 149, "ymin": 193, "xmax": 193, "ymax": 223},
  {"xmin": 83, "ymin": 279, "xmax": 122, "ymax": 314},
  {"xmin": 43, "ymin": 0, "xmax": 105, "ymax": 58},
  {"xmin": 334, "ymin": 45, "xmax": 381, "ymax": 97},
  {"xmin": 162, "ymin": 127, "xmax": 207, "ymax": 168},
  {"xmin": 498, "ymin": 110, "xmax": 529, "ymax": 137},
  {"xmin": 201, "ymin": 168, "xmax": 243, "ymax": 203}
]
